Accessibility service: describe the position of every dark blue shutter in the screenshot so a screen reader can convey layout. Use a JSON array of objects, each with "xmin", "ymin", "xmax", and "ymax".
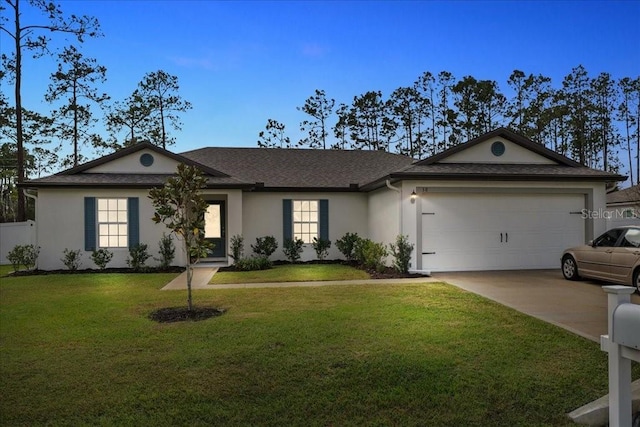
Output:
[
  {"xmin": 283, "ymin": 199, "xmax": 292, "ymax": 241},
  {"xmin": 319, "ymin": 199, "xmax": 329, "ymax": 241},
  {"xmin": 128, "ymin": 198, "xmax": 139, "ymax": 248},
  {"xmin": 84, "ymin": 197, "xmax": 96, "ymax": 251}
]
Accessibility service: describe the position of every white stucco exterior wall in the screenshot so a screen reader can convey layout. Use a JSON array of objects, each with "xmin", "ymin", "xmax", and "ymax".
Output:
[
  {"xmin": 242, "ymin": 192, "xmax": 368, "ymax": 261},
  {"xmin": 439, "ymin": 137, "xmax": 557, "ymax": 164},
  {"xmin": 35, "ymin": 188, "xmax": 174, "ymax": 270},
  {"xmin": 85, "ymin": 149, "xmax": 182, "ymax": 174},
  {"xmin": 368, "ymin": 185, "xmax": 402, "ymax": 244}
]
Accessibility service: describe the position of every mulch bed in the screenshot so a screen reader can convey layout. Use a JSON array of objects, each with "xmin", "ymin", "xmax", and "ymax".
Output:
[
  {"xmin": 6, "ymin": 267, "xmax": 185, "ymax": 276},
  {"xmin": 220, "ymin": 260, "xmax": 424, "ymax": 279},
  {"xmin": 148, "ymin": 306, "xmax": 226, "ymax": 323}
]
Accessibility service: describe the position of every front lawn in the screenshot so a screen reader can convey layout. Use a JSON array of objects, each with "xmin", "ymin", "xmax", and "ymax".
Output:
[
  {"xmin": 0, "ymin": 264, "xmax": 16, "ymax": 276},
  {"xmin": 210, "ymin": 263, "xmax": 370, "ymax": 284},
  {"xmin": 1, "ymin": 272, "xmax": 636, "ymax": 426}
]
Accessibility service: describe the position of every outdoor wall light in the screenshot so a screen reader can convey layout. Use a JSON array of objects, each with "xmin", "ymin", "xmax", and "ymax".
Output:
[{"xmin": 410, "ymin": 190, "xmax": 417, "ymax": 203}]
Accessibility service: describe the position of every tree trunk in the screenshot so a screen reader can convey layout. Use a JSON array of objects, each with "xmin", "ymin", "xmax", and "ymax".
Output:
[
  {"xmin": 14, "ymin": 0, "xmax": 26, "ymax": 221},
  {"xmin": 186, "ymin": 264, "xmax": 193, "ymax": 311},
  {"xmin": 73, "ymin": 80, "xmax": 79, "ymax": 167}
]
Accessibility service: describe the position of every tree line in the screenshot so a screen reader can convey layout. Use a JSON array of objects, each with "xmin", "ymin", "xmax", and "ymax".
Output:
[
  {"xmin": 259, "ymin": 69, "xmax": 639, "ymax": 183},
  {"xmin": 0, "ymin": 0, "xmax": 191, "ymax": 222},
  {"xmin": 1, "ymin": 0, "xmax": 638, "ymax": 223}
]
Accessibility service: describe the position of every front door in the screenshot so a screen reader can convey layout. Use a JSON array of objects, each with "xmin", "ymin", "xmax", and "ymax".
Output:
[{"xmin": 204, "ymin": 201, "xmax": 226, "ymax": 258}]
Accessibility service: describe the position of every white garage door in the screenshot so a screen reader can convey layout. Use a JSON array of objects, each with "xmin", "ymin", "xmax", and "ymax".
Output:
[{"xmin": 421, "ymin": 192, "xmax": 585, "ymax": 272}]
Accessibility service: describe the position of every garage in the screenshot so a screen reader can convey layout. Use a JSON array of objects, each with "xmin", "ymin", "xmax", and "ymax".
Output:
[{"xmin": 420, "ymin": 192, "xmax": 585, "ymax": 272}]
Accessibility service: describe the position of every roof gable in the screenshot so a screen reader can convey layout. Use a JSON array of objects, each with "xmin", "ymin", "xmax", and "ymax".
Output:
[
  {"xmin": 416, "ymin": 128, "xmax": 583, "ymax": 167},
  {"xmin": 59, "ymin": 142, "xmax": 229, "ymax": 177}
]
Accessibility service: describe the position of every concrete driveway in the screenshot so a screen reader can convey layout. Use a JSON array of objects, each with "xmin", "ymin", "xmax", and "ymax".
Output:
[{"xmin": 432, "ymin": 269, "xmax": 640, "ymax": 342}]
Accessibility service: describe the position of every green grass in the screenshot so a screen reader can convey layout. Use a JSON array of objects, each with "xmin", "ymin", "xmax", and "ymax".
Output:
[
  {"xmin": 1, "ymin": 273, "xmax": 637, "ymax": 426},
  {"xmin": 210, "ymin": 263, "xmax": 370, "ymax": 284},
  {"xmin": 0, "ymin": 264, "xmax": 17, "ymax": 276}
]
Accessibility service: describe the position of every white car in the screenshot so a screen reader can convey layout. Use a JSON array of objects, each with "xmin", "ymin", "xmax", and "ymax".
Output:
[{"xmin": 561, "ymin": 226, "xmax": 640, "ymax": 293}]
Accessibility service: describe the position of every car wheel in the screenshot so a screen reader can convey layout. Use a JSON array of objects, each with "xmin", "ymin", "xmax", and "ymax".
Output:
[
  {"xmin": 562, "ymin": 256, "xmax": 580, "ymax": 280},
  {"xmin": 633, "ymin": 269, "xmax": 640, "ymax": 294}
]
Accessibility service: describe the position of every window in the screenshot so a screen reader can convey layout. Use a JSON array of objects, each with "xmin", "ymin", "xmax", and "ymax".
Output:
[
  {"xmin": 593, "ymin": 228, "xmax": 624, "ymax": 247},
  {"xmin": 293, "ymin": 200, "xmax": 318, "ymax": 243},
  {"xmin": 620, "ymin": 229, "xmax": 640, "ymax": 248},
  {"xmin": 97, "ymin": 198, "xmax": 128, "ymax": 247}
]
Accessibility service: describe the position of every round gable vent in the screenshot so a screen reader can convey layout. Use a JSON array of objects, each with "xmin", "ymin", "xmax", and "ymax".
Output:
[
  {"xmin": 491, "ymin": 141, "xmax": 505, "ymax": 157},
  {"xmin": 140, "ymin": 153, "xmax": 154, "ymax": 167}
]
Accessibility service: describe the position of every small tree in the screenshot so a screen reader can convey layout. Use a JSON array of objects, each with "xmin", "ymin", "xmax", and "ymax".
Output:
[{"xmin": 149, "ymin": 163, "xmax": 212, "ymax": 311}]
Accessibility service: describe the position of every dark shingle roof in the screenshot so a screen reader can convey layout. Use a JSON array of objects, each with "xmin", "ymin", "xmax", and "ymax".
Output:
[
  {"xmin": 394, "ymin": 163, "xmax": 623, "ymax": 179},
  {"xmin": 180, "ymin": 147, "xmax": 414, "ymax": 189},
  {"xmin": 607, "ymin": 185, "xmax": 640, "ymax": 205},
  {"xmin": 25, "ymin": 173, "xmax": 248, "ymax": 188},
  {"xmin": 22, "ymin": 130, "xmax": 626, "ymax": 191}
]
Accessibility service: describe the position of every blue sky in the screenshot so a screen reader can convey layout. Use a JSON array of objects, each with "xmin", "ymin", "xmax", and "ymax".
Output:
[{"xmin": 4, "ymin": 0, "xmax": 640, "ymax": 156}]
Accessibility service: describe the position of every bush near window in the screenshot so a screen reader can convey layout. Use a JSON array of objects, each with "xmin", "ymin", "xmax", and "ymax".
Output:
[
  {"xmin": 335, "ymin": 232, "xmax": 359, "ymax": 261},
  {"xmin": 156, "ymin": 233, "xmax": 175, "ymax": 269},
  {"xmin": 62, "ymin": 249, "xmax": 82, "ymax": 271},
  {"xmin": 390, "ymin": 234, "xmax": 414, "ymax": 274},
  {"xmin": 91, "ymin": 248, "xmax": 113, "ymax": 270},
  {"xmin": 230, "ymin": 234, "xmax": 244, "ymax": 263},
  {"xmin": 283, "ymin": 238, "xmax": 305, "ymax": 263},
  {"xmin": 127, "ymin": 243, "xmax": 151, "ymax": 271},
  {"xmin": 312, "ymin": 237, "xmax": 331, "ymax": 260},
  {"xmin": 354, "ymin": 238, "xmax": 388, "ymax": 273},
  {"xmin": 234, "ymin": 255, "xmax": 272, "ymax": 271},
  {"xmin": 252, "ymin": 236, "xmax": 278, "ymax": 257},
  {"xmin": 6, "ymin": 244, "xmax": 40, "ymax": 272}
]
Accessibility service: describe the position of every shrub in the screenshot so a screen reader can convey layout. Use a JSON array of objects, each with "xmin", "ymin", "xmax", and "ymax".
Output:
[
  {"xmin": 312, "ymin": 237, "xmax": 331, "ymax": 260},
  {"xmin": 156, "ymin": 233, "xmax": 175, "ymax": 269},
  {"xmin": 91, "ymin": 248, "xmax": 113, "ymax": 270},
  {"xmin": 234, "ymin": 255, "xmax": 272, "ymax": 271},
  {"xmin": 7, "ymin": 244, "xmax": 40, "ymax": 272},
  {"xmin": 390, "ymin": 234, "xmax": 414, "ymax": 274},
  {"xmin": 282, "ymin": 238, "xmax": 304, "ymax": 263},
  {"xmin": 6, "ymin": 245, "xmax": 24, "ymax": 272},
  {"xmin": 62, "ymin": 249, "xmax": 82, "ymax": 271},
  {"xmin": 230, "ymin": 234, "xmax": 244, "ymax": 263},
  {"xmin": 335, "ymin": 232, "xmax": 359, "ymax": 261},
  {"xmin": 127, "ymin": 243, "xmax": 151, "ymax": 271},
  {"xmin": 251, "ymin": 236, "xmax": 278, "ymax": 257},
  {"xmin": 355, "ymin": 238, "xmax": 388, "ymax": 272}
]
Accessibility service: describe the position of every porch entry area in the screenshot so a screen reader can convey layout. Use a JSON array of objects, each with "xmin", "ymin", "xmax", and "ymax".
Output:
[{"xmin": 204, "ymin": 200, "xmax": 226, "ymax": 259}]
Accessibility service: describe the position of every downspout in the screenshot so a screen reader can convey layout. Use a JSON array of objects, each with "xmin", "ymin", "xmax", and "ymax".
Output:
[{"xmin": 23, "ymin": 190, "xmax": 38, "ymax": 268}]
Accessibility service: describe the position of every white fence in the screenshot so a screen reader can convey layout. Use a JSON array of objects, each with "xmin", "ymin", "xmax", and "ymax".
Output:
[
  {"xmin": 600, "ymin": 286, "xmax": 640, "ymax": 426},
  {"xmin": 0, "ymin": 221, "xmax": 36, "ymax": 264}
]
